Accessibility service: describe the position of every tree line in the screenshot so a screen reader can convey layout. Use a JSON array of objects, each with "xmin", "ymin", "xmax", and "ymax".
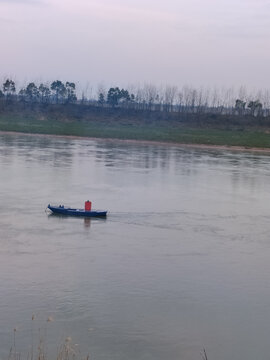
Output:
[
  {"xmin": 1, "ymin": 78, "xmax": 269, "ymax": 117},
  {"xmin": 0, "ymin": 79, "xmax": 77, "ymax": 104}
]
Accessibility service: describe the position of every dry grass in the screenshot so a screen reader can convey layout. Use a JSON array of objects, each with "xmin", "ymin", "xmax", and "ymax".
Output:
[
  {"xmin": 201, "ymin": 348, "xmax": 209, "ymax": 360},
  {"xmin": 7, "ymin": 317, "xmax": 89, "ymax": 360},
  {"xmin": 7, "ymin": 316, "xmax": 208, "ymax": 360}
]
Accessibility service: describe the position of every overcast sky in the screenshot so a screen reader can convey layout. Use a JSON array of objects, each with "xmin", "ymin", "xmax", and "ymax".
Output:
[{"xmin": 0, "ymin": 0, "xmax": 269, "ymax": 90}]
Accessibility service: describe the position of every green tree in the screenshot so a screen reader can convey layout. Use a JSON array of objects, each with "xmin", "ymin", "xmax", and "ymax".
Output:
[
  {"xmin": 18, "ymin": 88, "xmax": 27, "ymax": 103},
  {"xmin": 50, "ymin": 80, "xmax": 66, "ymax": 103},
  {"xmin": 107, "ymin": 87, "xmax": 121, "ymax": 106},
  {"xmin": 65, "ymin": 82, "xmax": 77, "ymax": 103},
  {"xmin": 26, "ymin": 82, "xmax": 39, "ymax": 102},
  {"xmin": 119, "ymin": 89, "xmax": 130, "ymax": 102},
  {"xmin": 248, "ymin": 100, "xmax": 262, "ymax": 116},
  {"xmin": 39, "ymin": 84, "xmax": 51, "ymax": 104},
  {"xmin": 3, "ymin": 79, "xmax": 16, "ymax": 98},
  {"xmin": 98, "ymin": 93, "xmax": 105, "ymax": 106},
  {"xmin": 107, "ymin": 87, "xmax": 131, "ymax": 106},
  {"xmin": 235, "ymin": 99, "xmax": 246, "ymax": 115}
]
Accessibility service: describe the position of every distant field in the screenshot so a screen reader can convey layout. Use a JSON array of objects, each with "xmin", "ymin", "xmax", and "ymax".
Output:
[{"xmin": 1, "ymin": 106, "xmax": 270, "ymax": 148}]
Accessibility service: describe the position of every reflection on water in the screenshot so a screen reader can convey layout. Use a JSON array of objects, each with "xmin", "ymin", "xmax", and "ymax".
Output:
[
  {"xmin": 1, "ymin": 133, "xmax": 270, "ymax": 360},
  {"xmin": 47, "ymin": 212, "xmax": 107, "ymax": 229}
]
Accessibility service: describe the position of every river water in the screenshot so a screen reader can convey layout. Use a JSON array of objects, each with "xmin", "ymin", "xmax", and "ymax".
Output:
[{"xmin": 1, "ymin": 133, "xmax": 270, "ymax": 360}]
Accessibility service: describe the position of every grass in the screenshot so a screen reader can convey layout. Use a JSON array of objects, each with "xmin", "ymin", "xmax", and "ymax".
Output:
[
  {"xmin": 8, "ymin": 317, "xmax": 89, "ymax": 360},
  {"xmin": 7, "ymin": 316, "xmax": 209, "ymax": 360},
  {"xmin": 1, "ymin": 110, "xmax": 270, "ymax": 148}
]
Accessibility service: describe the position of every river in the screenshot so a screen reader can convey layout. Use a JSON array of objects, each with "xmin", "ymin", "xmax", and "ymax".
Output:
[{"xmin": 1, "ymin": 133, "xmax": 270, "ymax": 360}]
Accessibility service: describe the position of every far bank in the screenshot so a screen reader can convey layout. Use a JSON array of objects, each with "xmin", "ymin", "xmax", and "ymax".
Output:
[{"xmin": 1, "ymin": 104, "xmax": 270, "ymax": 149}]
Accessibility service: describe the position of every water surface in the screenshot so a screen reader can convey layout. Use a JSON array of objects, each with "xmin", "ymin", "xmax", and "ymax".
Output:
[{"xmin": 1, "ymin": 133, "xmax": 270, "ymax": 360}]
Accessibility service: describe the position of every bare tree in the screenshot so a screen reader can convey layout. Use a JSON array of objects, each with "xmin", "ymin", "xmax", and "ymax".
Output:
[
  {"xmin": 97, "ymin": 83, "xmax": 107, "ymax": 107},
  {"xmin": 164, "ymin": 85, "xmax": 177, "ymax": 112},
  {"xmin": 176, "ymin": 90, "xmax": 183, "ymax": 112}
]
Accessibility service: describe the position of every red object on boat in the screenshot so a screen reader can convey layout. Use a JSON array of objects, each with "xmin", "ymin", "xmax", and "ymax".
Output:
[{"xmin": 85, "ymin": 201, "xmax": 92, "ymax": 211}]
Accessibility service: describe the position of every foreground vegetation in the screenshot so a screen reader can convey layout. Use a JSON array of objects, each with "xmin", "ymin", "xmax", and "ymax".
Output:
[{"xmin": 7, "ymin": 317, "xmax": 208, "ymax": 360}]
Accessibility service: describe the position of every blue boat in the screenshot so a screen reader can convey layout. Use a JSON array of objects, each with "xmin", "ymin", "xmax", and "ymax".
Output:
[{"xmin": 47, "ymin": 204, "xmax": 107, "ymax": 217}]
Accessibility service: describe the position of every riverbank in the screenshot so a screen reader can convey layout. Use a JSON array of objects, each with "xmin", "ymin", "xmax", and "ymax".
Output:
[
  {"xmin": 1, "ymin": 106, "xmax": 270, "ymax": 150},
  {"xmin": 3, "ymin": 130, "xmax": 270, "ymax": 154}
]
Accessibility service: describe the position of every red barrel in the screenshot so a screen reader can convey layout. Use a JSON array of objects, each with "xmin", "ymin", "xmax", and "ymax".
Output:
[{"xmin": 85, "ymin": 200, "xmax": 92, "ymax": 211}]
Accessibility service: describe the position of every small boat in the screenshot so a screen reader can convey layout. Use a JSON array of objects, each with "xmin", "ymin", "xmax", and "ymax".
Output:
[{"xmin": 47, "ymin": 204, "xmax": 107, "ymax": 217}]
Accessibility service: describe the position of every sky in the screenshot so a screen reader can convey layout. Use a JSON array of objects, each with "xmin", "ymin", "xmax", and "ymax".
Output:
[{"xmin": 0, "ymin": 0, "xmax": 270, "ymax": 91}]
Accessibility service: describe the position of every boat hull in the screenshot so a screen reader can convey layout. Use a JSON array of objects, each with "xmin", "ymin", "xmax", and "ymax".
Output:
[{"xmin": 48, "ymin": 205, "xmax": 107, "ymax": 217}]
